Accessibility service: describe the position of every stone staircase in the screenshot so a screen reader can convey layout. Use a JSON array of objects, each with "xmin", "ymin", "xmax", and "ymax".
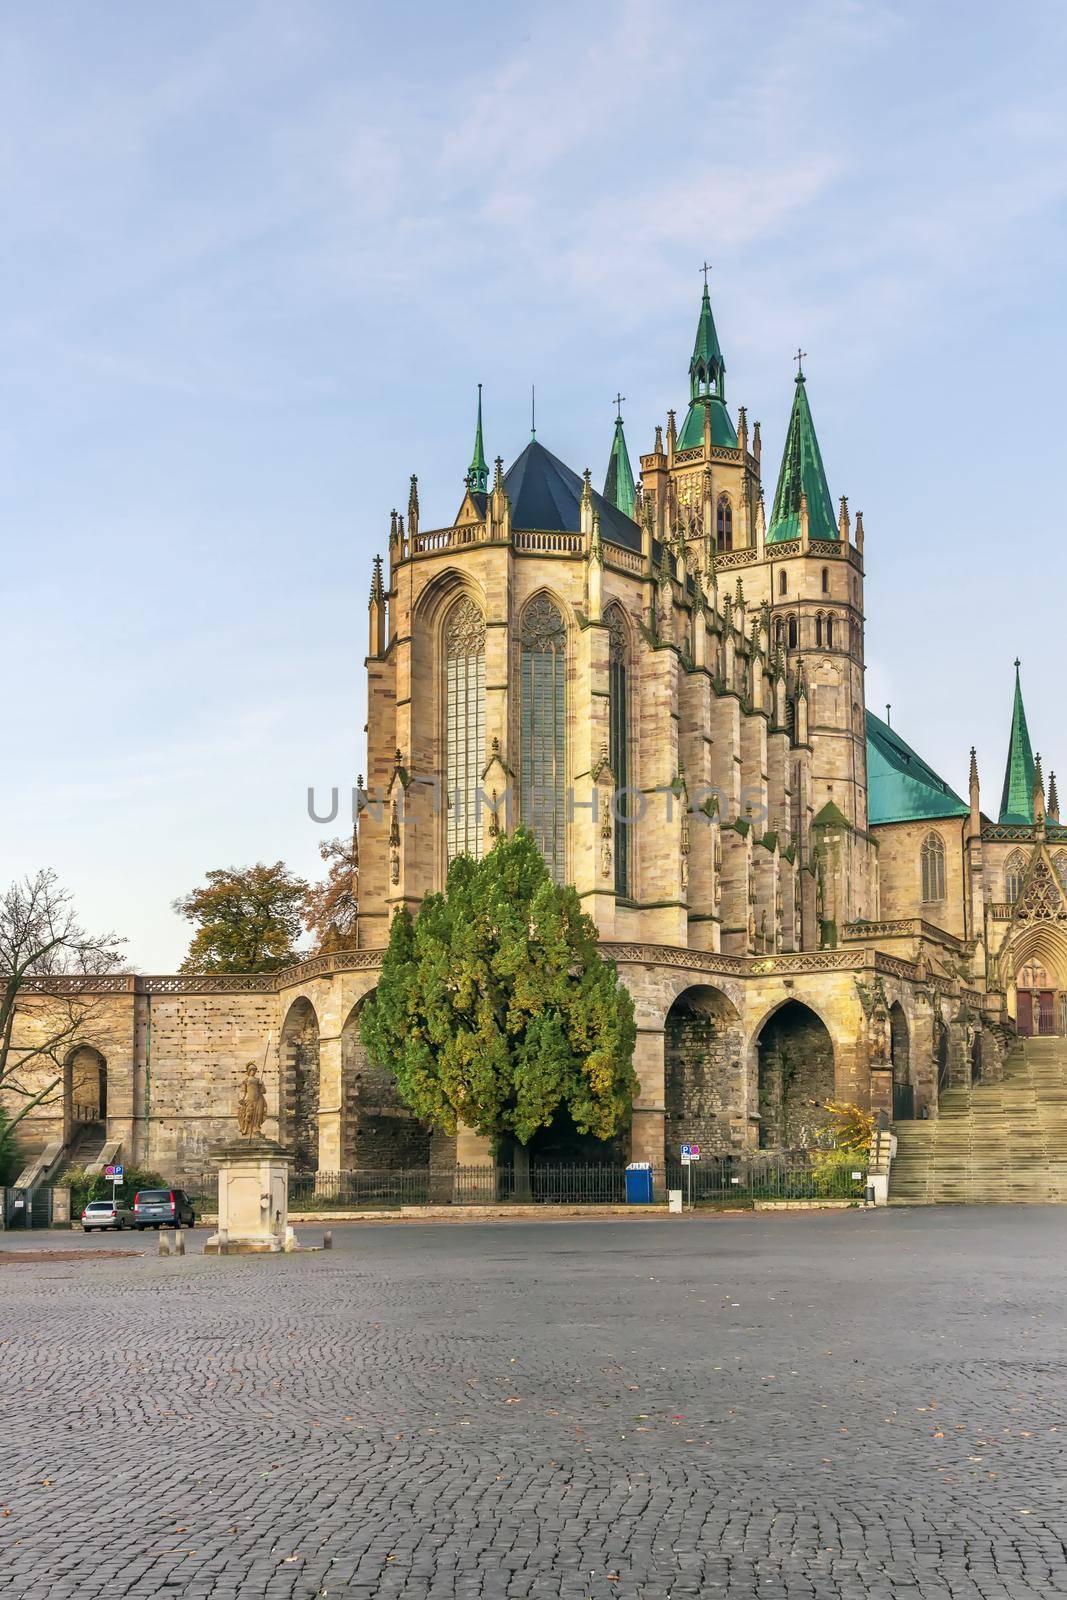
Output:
[{"xmin": 890, "ymin": 1038, "xmax": 1067, "ymax": 1204}]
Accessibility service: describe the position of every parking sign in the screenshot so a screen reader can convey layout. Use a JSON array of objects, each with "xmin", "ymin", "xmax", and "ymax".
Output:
[{"xmin": 105, "ymin": 1164, "xmax": 124, "ymax": 1181}]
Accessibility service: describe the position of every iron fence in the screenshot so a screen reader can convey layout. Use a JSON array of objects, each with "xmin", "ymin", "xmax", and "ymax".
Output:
[{"xmin": 286, "ymin": 1153, "xmax": 866, "ymax": 1211}]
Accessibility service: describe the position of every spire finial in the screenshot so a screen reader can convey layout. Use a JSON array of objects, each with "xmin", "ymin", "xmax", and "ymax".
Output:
[
  {"xmin": 530, "ymin": 384, "xmax": 536, "ymax": 442},
  {"xmin": 794, "ymin": 347, "xmax": 807, "ymax": 380},
  {"xmin": 613, "ymin": 391, "xmax": 625, "ymax": 422},
  {"xmin": 885, "ymin": 703, "xmax": 891, "ymax": 726},
  {"xmin": 700, "ymin": 260, "xmax": 712, "ymax": 288},
  {"xmin": 468, "ymin": 384, "xmax": 489, "ymax": 494}
]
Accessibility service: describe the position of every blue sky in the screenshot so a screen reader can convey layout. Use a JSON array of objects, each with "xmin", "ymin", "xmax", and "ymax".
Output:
[{"xmin": 3, "ymin": 0, "xmax": 1066, "ymax": 968}]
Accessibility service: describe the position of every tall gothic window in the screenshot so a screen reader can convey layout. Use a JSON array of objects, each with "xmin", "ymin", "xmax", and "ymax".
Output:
[
  {"xmin": 815, "ymin": 614, "xmax": 824, "ymax": 647},
  {"xmin": 787, "ymin": 615, "xmax": 798, "ymax": 650},
  {"xmin": 607, "ymin": 605, "xmax": 630, "ymax": 897},
  {"xmin": 716, "ymin": 495, "xmax": 733, "ymax": 552},
  {"xmin": 520, "ymin": 595, "xmax": 566, "ymax": 881},
  {"xmin": 444, "ymin": 596, "xmax": 486, "ymax": 861},
  {"xmin": 1005, "ymin": 850, "xmax": 1026, "ymax": 903},
  {"xmin": 826, "ymin": 614, "xmax": 835, "ymax": 648},
  {"xmin": 921, "ymin": 831, "xmax": 945, "ymax": 902},
  {"xmin": 1054, "ymin": 852, "xmax": 1067, "ymax": 892}
]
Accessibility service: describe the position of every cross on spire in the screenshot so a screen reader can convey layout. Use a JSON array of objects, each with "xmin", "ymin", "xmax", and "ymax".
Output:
[
  {"xmin": 613, "ymin": 392, "xmax": 625, "ymax": 421},
  {"xmin": 794, "ymin": 347, "xmax": 807, "ymax": 378},
  {"xmin": 700, "ymin": 261, "xmax": 712, "ymax": 286}
]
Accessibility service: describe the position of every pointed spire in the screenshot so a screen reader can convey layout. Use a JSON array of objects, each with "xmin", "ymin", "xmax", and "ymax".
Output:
[
  {"xmin": 969, "ymin": 746, "xmax": 981, "ymax": 838},
  {"xmin": 1048, "ymin": 771, "xmax": 1060, "ymax": 822},
  {"xmin": 1034, "ymin": 752, "xmax": 1046, "ymax": 824},
  {"xmin": 677, "ymin": 275, "xmax": 737, "ymax": 451},
  {"xmin": 407, "ymin": 474, "xmax": 419, "ymax": 538},
  {"xmin": 690, "ymin": 279, "xmax": 725, "ymax": 400},
  {"xmin": 767, "ymin": 362, "xmax": 837, "ymax": 545},
  {"xmin": 468, "ymin": 385, "xmax": 489, "ymax": 494},
  {"xmin": 369, "ymin": 554, "xmax": 384, "ymax": 604},
  {"xmin": 999, "ymin": 660, "xmax": 1037, "ymax": 825},
  {"xmin": 603, "ymin": 396, "xmax": 636, "ymax": 518}
]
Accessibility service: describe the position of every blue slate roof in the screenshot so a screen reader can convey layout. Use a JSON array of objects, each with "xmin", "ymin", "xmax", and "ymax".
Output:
[
  {"xmin": 866, "ymin": 711, "xmax": 969, "ymax": 826},
  {"xmin": 504, "ymin": 440, "xmax": 642, "ymax": 552}
]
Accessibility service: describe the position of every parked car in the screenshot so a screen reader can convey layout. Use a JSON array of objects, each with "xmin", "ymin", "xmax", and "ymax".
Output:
[
  {"xmin": 82, "ymin": 1198, "xmax": 134, "ymax": 1232},
  {"xmin": 133, "ymin": 1189, "xmax": 196, "ymax": 1229}
]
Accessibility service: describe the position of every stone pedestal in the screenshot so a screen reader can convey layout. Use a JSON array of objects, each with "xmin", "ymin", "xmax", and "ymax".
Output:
[{"xmin": 204, "ymin": 1138, "xmax": 295, "ymax": 1255}]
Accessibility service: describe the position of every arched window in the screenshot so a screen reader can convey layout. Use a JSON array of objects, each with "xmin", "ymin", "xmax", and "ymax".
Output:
[
  {"xmin": 815, "ymin": 614, "xmax": 823, "ymax": 647},
  {"xmin": 1005, "ymin": 850, "xmax": 1026, "ymax": 903},
  {"xmin": 773, "ymin": 618, "xmax": 784, "ymax": 651},
  {"xmin": 444, "ymin": 596, "xmax": 486, "ymax": 861},
  {"xmin": 716, "ymin": 496, "xmax": 733, "ymax": 552},
  {"xmin": 826, "ymin": 615, "xmax": 835, "ymax": 648},
  {"xmin": 778, "ymin": 570, "xmax": 787, "ymax": 596},
  {"xmin": 520, "ymin": 595, "xmax": 567, "ymax": 882},
  {"xmin": 787, "ymin": 615, "xmax": 798, "ymax": 650},
  {"xmin": 921, "ymin": 832, "xmax": 946, "ymax": 902},
  {"xmin": 606, "ymin": 606, "xmax": 630, "ymax": 897},
  {"xmin": 1053, "ymin": 852, "xmax": 1067, "ymax": 892},
  {"xmin": 821, "ymin": 566, "xmax": 829, "ymax": 594}
]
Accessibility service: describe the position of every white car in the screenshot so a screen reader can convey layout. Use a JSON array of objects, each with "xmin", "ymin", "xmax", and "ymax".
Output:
[{"xmin": 81, "ymin": 1199, "xmax": 134, "ymax": 1231}]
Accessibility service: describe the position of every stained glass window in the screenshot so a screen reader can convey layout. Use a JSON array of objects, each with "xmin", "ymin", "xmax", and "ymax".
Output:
[
  {"xmin": 920, "ymin": 832, "xmax": 945, "ymax": 902},
  {"xmin": 607, "ymin": 605, "xmax": 630, "ymax": 897},
  {"xmin": 520, "ymin": 595, "xmax": 566, "ymax": 881},
  {"xmin": 1005, "ymin": 850, "xmax": 1026, "ymax": 903},
  {"xmin": 444, "ymin": 596, "xmax": 485, "ymax": 861}
]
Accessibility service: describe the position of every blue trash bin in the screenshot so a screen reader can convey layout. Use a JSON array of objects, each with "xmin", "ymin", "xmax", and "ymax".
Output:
[{"xmin": 625, "ymin": 1162, "xmax": 654, "ymax": 1204}]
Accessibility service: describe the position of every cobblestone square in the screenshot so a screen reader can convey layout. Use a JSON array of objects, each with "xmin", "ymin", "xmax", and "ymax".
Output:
[{"xmin": 2, "ymin": 1208, "xmax": 1066, "ymax": 1598}]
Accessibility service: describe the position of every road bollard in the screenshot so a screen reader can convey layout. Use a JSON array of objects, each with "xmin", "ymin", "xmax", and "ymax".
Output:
[
  {"xmin": 323, "ymin": 1230, "xmax": 333, "ymax": 1250},
  {"xmin": 158, "ymin": 1230, "xmax": 171, "ymax": 1257},
  {"xmin": 175, "ymin": 1231, "xmax": 186, "ymax": 1256}
]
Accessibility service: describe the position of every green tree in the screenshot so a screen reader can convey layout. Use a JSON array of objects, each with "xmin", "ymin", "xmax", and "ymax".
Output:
[
  {"xmin": 360, "ymin": 830, "xmax": 637, "ymax": 1154},
  {"xmin": 174, "ymin": 862, "xmax": 309, "ymax": 973}
]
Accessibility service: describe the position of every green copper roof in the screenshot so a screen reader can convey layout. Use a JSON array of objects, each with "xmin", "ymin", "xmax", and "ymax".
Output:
[
  {"xmin": 866, "ymin": 711, "xmax": 969, "ymax": 825},
  {"xmin": 468, "ymin": 384, "xmax": 488, "ymax": 494},
  {"xmin": 690, "ymin": 284, "xmax": 725, "ymax": 391},
  {"xmin": 998, "ymin": 661, "xmax": 1036, "ymax": 825},
  {"xmin": 767, "ymin": 371, "xmax": 837, "ymax": 544},
  {"xmin": 677, "ymin": 395, "xmax": 738, "ymax": 451},
  {"xmin": 603, "ymin": 413, "xmax": 636, "ymax": 519}
]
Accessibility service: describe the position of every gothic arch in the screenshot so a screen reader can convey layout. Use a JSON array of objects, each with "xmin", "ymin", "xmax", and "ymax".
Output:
[
  {"xmin": 1004, "ymin": 849, "xmax": 1027, "ymax": 904},
  {"xmin": 748, "ymin": 999, "xmax": 836, "ymax": 1149},
  {"xmin": 921, "ymin": 831, "xmax": 946, "ymax": 903},
  {"xmin": 518, "ymin": 591, "xmax": 569, "ymax": 882},
  {"xmin": 604, "ymin": 603, "xmax": 633, "ymax": 896},
  {"xmin": 280, "ymin": 997, "xmax": 320, "ymax": 1172},
  {"xmin": 664, "ymin": 985, "xmax": 744, "ymax": 1157},
  {"xmin": 65, "ymin": 1044, "xmax": 107, "ymax": 1132},
  {"xmin": 716, "ymin": 494, "xmax": 733, "ymax": 552},
  {"xmin": 341, "ymin": 994, "xmax": 431, "ymax": 1171},
  {"xmin": 442, "ymin": 594, "xmax": 487, "ymax": 862},
  {"xmin": 411, "ymin": 566, "xmax": 488, "ymax": 631}
]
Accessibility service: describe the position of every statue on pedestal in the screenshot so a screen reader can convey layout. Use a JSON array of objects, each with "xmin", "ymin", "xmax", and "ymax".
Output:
[{"xmin": 236, "ymin": 1062, "xmax": 267, "ymax": 1138}]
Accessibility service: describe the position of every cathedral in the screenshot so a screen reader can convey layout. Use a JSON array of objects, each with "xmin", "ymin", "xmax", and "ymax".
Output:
[{"xmin": 10, "ymin": 281, "xmax": 1067, "ymax": 1190}]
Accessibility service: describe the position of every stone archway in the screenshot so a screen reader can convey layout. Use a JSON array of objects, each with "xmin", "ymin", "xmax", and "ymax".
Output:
[
  {"xmin": 664, "ymin": 985, "xmax": 744, "ymax": 1157},
  {"xmin": 752, "ymin": 1000, "xmax": 835, "ymax": 1149},
  {"xmin": 280, "ymin": 998, "xmax": 320, "ymax": 1173},
  {"xmin": 889, "ymin": 1003, "xmax": 913, "ymax": 1119},
  {"xmin": 340, "ymin": 995, "xmax": 431, "ymax": 1171},
  {"xmin": 66, "ymin": 1045, "xmax": 106, "ymax": 1127}
]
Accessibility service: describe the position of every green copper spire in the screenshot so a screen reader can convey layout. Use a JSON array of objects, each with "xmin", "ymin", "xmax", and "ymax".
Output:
[
  {"xmin": 603, "ymin": 394, "xmax": 636, "ymax": 519},
  {"xmin": 690, "ymin": 279, "xmax": 725, "ymax": 400},
  {"xmin": 677, "ymin": 272, "xmax": 737, "ymax": 450},
  {"xmin": 766, "ymin": 361, "xmax": 838, "ymax": 544},
  {"xmin": 468, "ymin": 383, "xmax": 488, "ymax": 494},
  {"xmin": 998, "ymin": 659, "xmax": 1037, "ymax": 825}
]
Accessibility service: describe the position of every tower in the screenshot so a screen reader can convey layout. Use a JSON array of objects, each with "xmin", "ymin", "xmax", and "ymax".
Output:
[
  {"xmin": 999, "ymin": 660, "xmax": 1036, "ymax": 825},
  {"xmin": 603, "ymin": 396, "xmax": 636, "ymax": 519}
]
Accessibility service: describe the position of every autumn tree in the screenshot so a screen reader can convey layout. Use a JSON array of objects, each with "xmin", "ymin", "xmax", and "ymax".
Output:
[
  {"xmin": 304, "ymin": 832, "xmax": 359, "ymax": 950},
  {"xmin": 0, "ymin": 870, "xmax": 126, "ymax": 1171},
  {"xmin": 174, "ymin": 861, "xmax": 309, "ymax": 973},
  {"xmin": 360, "ymin": 830, "xmax": 637, "ymax": 1162}
]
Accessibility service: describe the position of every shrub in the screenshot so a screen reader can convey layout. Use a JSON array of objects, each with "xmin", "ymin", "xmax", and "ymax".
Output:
[{"xmin": 59, "ymin": 1163, "xmax": 170, "ymax": 1219}]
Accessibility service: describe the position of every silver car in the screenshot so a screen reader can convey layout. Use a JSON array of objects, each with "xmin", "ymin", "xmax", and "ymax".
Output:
[{"xmin": 81, "ymin": 1198, "xmax": 134, "ymax": 1232}]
